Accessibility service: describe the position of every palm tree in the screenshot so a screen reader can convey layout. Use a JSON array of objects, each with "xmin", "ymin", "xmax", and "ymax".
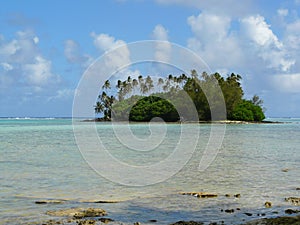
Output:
[
  {"xmin": 95, "ymin": 101, "xmax": 104, "ymax": 114},
  {"xmin": 145, "ymin": 76, "xmax": 154, "ymax": 93},
  {"xmin": 157, "ymin": 78, "xmax": 164, "ymax": 92},
  {"xmin": 102, "ymin": 80, "xmax": 111, "ymax": 90}
]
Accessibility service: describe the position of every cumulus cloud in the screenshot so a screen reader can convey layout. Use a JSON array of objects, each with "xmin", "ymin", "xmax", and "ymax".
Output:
[
  {"xmin": 186, "ymin": 12, "xmax": 243, "ymax": 70},
  {"xmin": 152, "ymin": 24, "xmax": 172, "ymax": 63},
  {"xmin": 152, "ymin": 24, "xmax": 169, "ymax": 41},
  {"xmin": 240, "ymin": 15, "xmax": 295, "ymax": 72},
  {"xmin": 91, "ymin": 32, "xmax": 127, "ymax": 52},
  {"xmin": 23, "ymin": 56, "xmax": 60, "ymax": 86},
  {"xmin": 0, "ymin": 30, "xmax": 60, "ymax": 89},
  {"xmin": 90, "ymin": 32, "xmax": 131, "ymax": 70},
  {"xmin": 241, "ymin": 15, "xmax": 282, "ymax": 48}
]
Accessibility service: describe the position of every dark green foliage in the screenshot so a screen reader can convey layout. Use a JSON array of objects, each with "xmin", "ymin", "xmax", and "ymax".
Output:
[
  {"xmin": 129, "ymin": 96, "xmax": 179, "ymax": 122},
  {"xmin": 229, "ymin": 100, "xmax": 265, "ymax": 121},
  {"xmin": 95, "ymin": 71, "xmax": 266, "ymax": 122}
]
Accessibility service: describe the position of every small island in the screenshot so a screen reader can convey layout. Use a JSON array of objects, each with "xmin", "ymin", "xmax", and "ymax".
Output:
[{"xmin": 94, "ymin": 70, "xmax": 265, "ymax": 123}]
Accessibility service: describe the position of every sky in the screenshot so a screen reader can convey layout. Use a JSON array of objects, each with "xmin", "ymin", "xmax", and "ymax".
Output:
[{"xmin": 0, "ymin": 0, "xmax": 300, "ymax": 118}]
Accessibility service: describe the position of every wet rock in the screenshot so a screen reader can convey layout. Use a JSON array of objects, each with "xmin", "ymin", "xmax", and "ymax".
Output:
[
  {"xmin": 244, "ymin": 213, "xmax": 253, "ymax": 216},
  {"xmin": 285, "ymin": 197, "xmax": 300, "ymax": 206},
  {"xmin": 81, "ymin": 200, "xmax": 119, "ymax": 204},
  {"xmin": 234, "ymin": 194, "xmax": 241, "ymax": 198},
  {"xmin": 264, "ymin": 201, "xmax": 272, "ymax": 208},
  {"xmin": 77, "ymin": 220, "xmax": 96, "ymax": 225},
  {"xmin": 296, "ymin": 188, "xmax": 300, "ymax": 191},
  {"xmin": 99, "ymin": 218, "xmax": 114, "ymax": 223},
  {"xmin": 46, "ymin": 207, "xmax": 107, "ymax": 218},
  {"xmin": 181, "ymin": 192, "xmax": 218, "ymax": 198},
  {"xmin": 35, "ymin": 200, "xmax": 66, "ymax": 204},
  {"xmin": 225, "ymin": 194, "xmax": 231, "ymax": 197},
  {"xmin": 148, "ymin": 219, "xmax": 157, "ymax": 222},
  {"xmin": 285, "ymin": 209, "xmax": 299, "ymax": 214},
  {"xmin": 243, "ymin": 215, "xmax": 300, "ymax": 225},
  {"xmin": 73, "ymin": 208, "xmax": 107, "ymax": 219},
  {"xmin": 170, "ymin": 221, "xmax": 204, "ymax": 225},
  {"xmin": 224, "ymin": 209, "xmax": 234, "ymax": 213}
]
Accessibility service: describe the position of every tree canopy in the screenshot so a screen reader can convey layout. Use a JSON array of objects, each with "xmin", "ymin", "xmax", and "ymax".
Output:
[{"xmin": 94, "ymin": 71, "xmax": 265, "ymax": 122}]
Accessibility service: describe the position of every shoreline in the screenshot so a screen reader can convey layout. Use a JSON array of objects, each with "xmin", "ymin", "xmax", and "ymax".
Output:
[
  {"xmin": 10, "ymin": 194, "xmax": 300, "ymax": 225},
  {"xmin": 81, "ymin": 118, "xmax": 284, "ymax": 124},
  {"xmin": 12, "ymin": 204, "xmax": 300, "ymax": 225}
]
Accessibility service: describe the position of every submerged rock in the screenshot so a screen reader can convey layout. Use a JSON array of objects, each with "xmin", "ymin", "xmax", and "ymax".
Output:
[
  {"xmin": 35, "ymin": 199, "xmax": 66, "ymax": 204},
  {"xmin": 244, "ymin": 215, "xmax": 300, "ymax": 225},
  {"xmin": 99, "ymin": 217, "xmax": 114, "ymax": 223},
  {"xmin": 77, "ymin": 220, "xmax": 96, "ymax": 225},
  {"xmin": 224, "ymin": 209, "xmax": 235, "ymax": 213},
  {"xmin": 285, "ymin": 197, "xmax": 300, "ymax": 206},
  {"xmin": 181, "ymin": 192, "xmax": 218, "ymax": 198},
  {"xmin": 46, "ymin": 207, "xmax": 107, "ymax": 218},
  {"xmin": 170, "ymin": 221, "xmax": 204, "ymax": 225},
  {"xmin": 80, "ymin": 200, "xmax": 120, "ymax": 203},
  {"xmin": 285, "ymin": 209, "xmax": 299, "ymax": 214}
]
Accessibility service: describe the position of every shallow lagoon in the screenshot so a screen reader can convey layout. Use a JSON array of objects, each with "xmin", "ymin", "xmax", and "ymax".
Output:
[{"xmin": 0, "ymin": 118, "xmax": 299, "ymax": 224}]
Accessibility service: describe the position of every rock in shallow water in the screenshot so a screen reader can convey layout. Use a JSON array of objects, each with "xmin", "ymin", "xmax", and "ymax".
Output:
[
  {"xmin": 264, "ymin": 201, "xmax": 272, "ymax": 208},
  {"xmin": 285, "ymin": 197, "xmax": 300, "ymax": 206},
  {"xmin": 169, "ymin": 221, "xmax": 204, "ymax": 225},
  {"xmin": 181, "ymin": 192, "xmax": 218, "ymax": 198},
  {"xmin": 46, "ymin": 207, "xmax": 107, "ymax": 218}
]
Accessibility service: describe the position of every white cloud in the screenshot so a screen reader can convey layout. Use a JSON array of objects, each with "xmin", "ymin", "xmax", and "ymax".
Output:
[
  {"xmin": 272, "ymin": 73, "xmax": 300, "ymax": 93},
  {"xmin": 241, "ymin": 15, "xmax": 282, "ymax": 48},
  {"xmin": 241, "ymin": 15, "xmax": 295, "ymax": 72},
  {"xmin": 91, "ymin": 32, "xmax": 127, "ymax": 52},
  {"xmin": 0, "ymin": 30, "xmax": 61, "ymax": 89},
  {"xmin": 64, "ymin": 39, "xmax": 79, "ymax": 63},
  {"xmin": 187, "ymin": 12, "xmax": 231, "ymax": 42},
  {"xmin": 155, "ymin": 0, "xmax": 254, "ymax": 16},
  {"xmin": 23, "ymin": 56, "xmax": 59, "ymax": 86},
  {"xmin": 90, "ymin": 32, "xmax": 131, "ymax": 71},
  {"xmin": 47, "ymin": 88, "xmax": 74, "ymax": 101},
  {"xmin": 64, "ymin": 39, "xmax": 94, "ymax": 67},
  {"xmin": 0, "ymin": 39, "xmax": 20, "ymax": 56},
  {"xmin": 186, "ymin": 12, "xmax": 243, "ymax": 70},
  {"xmin": 1, "ymin": 62, "xmax": 13, "ymax": 71},
  {"xmin": 277, "ymin": 8, "xmax": 289, "ymax": 17},
  {"xmin": 152, "ymin": 25, "xmax": 172, "ymax": 63},
  {"xmin": 285, "ymin": 19, "xmax": 300, "ymax": 49},
  {"xmin": 152, "ymin": 24, "xmax": 169, "ymax": 41},
  {"xmin": 33, "ymin": 36, "xmax": 39, "ymax": 44}
]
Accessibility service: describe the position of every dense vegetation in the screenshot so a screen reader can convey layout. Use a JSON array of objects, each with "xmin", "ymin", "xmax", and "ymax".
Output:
[{"xmin": 95, "ymin": 70, "xmax": 265, "ymax": 122}]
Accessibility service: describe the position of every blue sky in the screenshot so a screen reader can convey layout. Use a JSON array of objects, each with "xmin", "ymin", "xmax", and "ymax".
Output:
[{"xmin": 0, "ymin": 0, "xmax": 300, "ymax": 117}]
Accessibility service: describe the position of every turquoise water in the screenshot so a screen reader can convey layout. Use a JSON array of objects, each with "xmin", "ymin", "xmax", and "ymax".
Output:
[{"xmin": 0, "ymin": 118, "xmax": 299, "ymax": 224}]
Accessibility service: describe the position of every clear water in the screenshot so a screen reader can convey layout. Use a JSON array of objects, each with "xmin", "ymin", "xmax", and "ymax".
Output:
[{"xmin": 0, "ymin": 118, "xmax": 299, "ymax": 224}]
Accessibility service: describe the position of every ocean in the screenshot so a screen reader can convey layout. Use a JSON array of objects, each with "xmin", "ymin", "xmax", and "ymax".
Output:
[{"xmin": 0, "ymin": 118, "xmax": 299, "ymax": 224}]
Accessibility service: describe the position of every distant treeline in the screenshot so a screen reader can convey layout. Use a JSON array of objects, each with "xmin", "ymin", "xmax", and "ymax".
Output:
[{"xmin": 95, "ymin": 70, "xmax": 265, "ymax": 122}]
